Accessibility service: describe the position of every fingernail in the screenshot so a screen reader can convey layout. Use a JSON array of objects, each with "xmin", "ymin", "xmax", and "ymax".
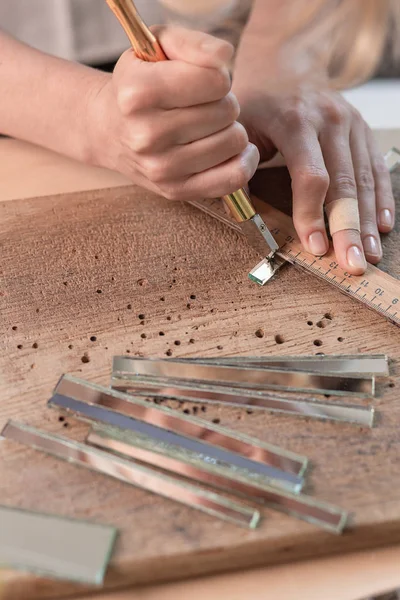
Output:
[
  {"xmin": 308, "ymin": 232, "xmax": 328, "ymax": 256},
  {"xmin": 363, "ymin": 235, "xmax": 381, "ymax": 258},
  {"xmin": 379, "ymin": 209, "xmax": 393, "ymax": 229},
  {"xmin": 347, "ymin": 246, "xmax": 367, "ymax": 271}
]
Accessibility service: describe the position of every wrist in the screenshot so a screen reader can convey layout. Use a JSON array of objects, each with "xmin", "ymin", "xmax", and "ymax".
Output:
[{"xmin": 81, "ymin": 70, "xmax": 113, "ymax": 168}]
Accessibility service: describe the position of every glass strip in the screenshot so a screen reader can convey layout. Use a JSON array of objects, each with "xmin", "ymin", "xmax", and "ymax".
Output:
[
  {"xmin": 177, "ymin": 354, "xmax": 389, "ymax": 377},
  {"xmin": 111, "ymin": 375, "xmax": 374, "ymax": 427},
  {"xmin": 1, "ymin": 421, "xmax": 260, "ymax": 530},
  {"xmin": 49, "ymin": 392, "xmax": 304, "ymax": 492},
  {"xmin": 53, "ymin": 375, "xmax": 308, "ymax": 477},
  {"xmin": 0, "ymin": 505, "xmax": 117, "ymax": 585},
  {"xmin": 112, "ymin": 357, "xmax": 375, "ymax": 398},
  {"xmin": 87, "ymin": 425, "xmax": 347, "ymax": 534}
]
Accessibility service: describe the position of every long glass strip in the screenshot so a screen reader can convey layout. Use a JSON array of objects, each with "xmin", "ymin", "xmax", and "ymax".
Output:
[
  {"xmin": 52, "ymin": 375, "xmax": 308, "ymax": 477},
  {"xmin": 87, "ymin": 424, "xmax": 303, "ymax": 495},
  {"xmin": 1, "ymin": 421, "xmax": 260, "ymax": 530},
  {"xmin": 0, "ymin": 505, "xmax": 117, "ymax": 585},
  {"xmin": 176, "ymin": 355, "xmax": 389, "ymax": 376},
  {"xmin": 112, "ymin": 357, "xmax": 375, "ymax": 397},
  {"xmin": 49, "ymin": 391, "xmax": 304, "ymax": 492},
  {"xmin": 87, "ymin": 425, "xmax": 347, "ymax": 534},
  {"xmin": 111, "ymin": 375, "xmax": 374, "ymax": 427}
]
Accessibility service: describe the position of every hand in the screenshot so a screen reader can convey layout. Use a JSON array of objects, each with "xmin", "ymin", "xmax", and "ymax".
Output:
[
  {"xmin": 86, "ymin": 26, "xmax": 260, "ymax": 201},
  {"xmin": 233, "ymin": 80, "xmax": 395, "ymax": 276}
]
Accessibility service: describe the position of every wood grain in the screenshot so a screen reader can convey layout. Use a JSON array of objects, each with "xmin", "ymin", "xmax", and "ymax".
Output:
[{"xmin": 1, "ymin": 168, "xmax": 400, "ymax": 600}]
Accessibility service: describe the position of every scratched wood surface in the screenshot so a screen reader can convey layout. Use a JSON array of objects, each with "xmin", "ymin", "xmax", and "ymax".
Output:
[{"xmin": 1, "ymin": 168, "xmax": 400, "ymax": 600}]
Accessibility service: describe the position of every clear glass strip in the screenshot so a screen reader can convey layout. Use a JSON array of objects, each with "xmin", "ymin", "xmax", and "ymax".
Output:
[
  {"xmin": 175, "ymin": 354, "xmax": 389, "ymax": 377},
  {"xmin": 1, "ymin": 421, "xmax": 260, "ymax": 530},
  {"xmin": 87, "ymin": 425, "xmax": 347, "ymax": 534},
  {"xmin": 0, "ymin": 505, "xmax": 117, "ymax": 585},
  {"xmin": 111, "ymin": 375, "xmax": 374, "ymax": 427},
  {"xmin": 49, "ymin": 391, "xmax": 304, "ymax": 492},
  {"xmin": 53, "ymin": 375, "xmax": 308, "ymax": 477},
  {"xmin": 87, "ymin": 424, "xmax": 303, "ymax": 496},
  {"xmin": 112, "ymin": 357, "xmax": 375, "ymax": 398}
]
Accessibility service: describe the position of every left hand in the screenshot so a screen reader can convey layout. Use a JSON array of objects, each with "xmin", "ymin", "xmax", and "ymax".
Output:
[{"xmin": 233, "ymin": 65, "xmax": 395, "ymax": 276}]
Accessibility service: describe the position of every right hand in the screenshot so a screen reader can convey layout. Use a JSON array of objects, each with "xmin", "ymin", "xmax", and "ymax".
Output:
[{"xmin": 86, "ymin": 26, "xmax": 260, "ymax": 200}]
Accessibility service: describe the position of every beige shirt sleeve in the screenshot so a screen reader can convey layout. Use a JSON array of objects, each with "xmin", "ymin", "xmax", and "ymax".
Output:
[{"xmin": 0, "ymin": 0, "xmax": 252, "ymax": 63}]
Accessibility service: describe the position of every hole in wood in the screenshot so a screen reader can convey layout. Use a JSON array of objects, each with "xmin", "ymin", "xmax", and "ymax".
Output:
[
  {"xmin": 190, "ymin": 295, "xmax": 196, "ymax": 300},
  {"xmin": 17, "ymin": 345, "xmax": 23, "ymax": 350},
  {"xmin": 141, "ymin": 333, "xmax": 147, "ymax": 339},
  {"xmin": 127, "ymin": 304, "xmax": 132, "ymax": 310},
  {"xmin": 174, "ymin": 340, "xmax": 181, "ymax": 346},
  {"xmin": 81, "ymin": 354, "xmax": 90, "ymax": 363},
  {"xmin": 324, "ymin": 313, "xmax": 333, "ymax": 320},
  {"xmin": 166, "ymin": 349, "xmax": 173, "ymax": 357},
  {"xmin": 307, "ymin": 321, "xmax": 313, "ymax": 326},
  {"xmin": 32, "ymin": 342, "xmax": 38, "ymax": 349},
  {"xmin": 96, "ymin": 289, "xmax": 102, "ymax": 294},
  {"xmin": 12, "ymin": 326, "xmax": 17, "ymax": 331},
  {"xmin": 275, "ymin": 335, "xmax": 285, "ymax": 344},
  {"xmin": 189, "ymin": 339, "xmax": 195, "ymax": 344},
  {"xmin": 90, "ymin": 336, "xmax": 97, "ymax": 342},
  {"xmin": 337, "ymin": 337, "xmax": 344, "ymax": 342},
  {"xmin": 212, "ymin": 418, "xmax": 220, "ymax": 424},
  {"xmin": 138, "ymin": 314, "xmax": 145, "ymax": 320},
  {"xmin": 68, "ymin": 344, "xmax": 73, "ymax": 350},
  {"xmin": 159, "ymin": 332, "xmax": 165, "ymax": 336},
  {"xmin": 313, "ymin": 340, "xmax": 323, "ymax": 347},
  {"xmin": 255, "ymin": 329, "xmax": 265, "ymax": 338}
]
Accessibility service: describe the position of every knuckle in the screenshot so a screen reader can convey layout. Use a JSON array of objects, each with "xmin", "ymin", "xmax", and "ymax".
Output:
[
  {"xmin": 118, "ymin": 85, "xmax": 155, "ymax": 114},
  {"xmin": 280, "ymin": 106, "xmax": 308, "ymax": 130},
  {"xmin": 230, "ymin": 122, "xmax": 249, "ymax": 152},
  {"xmin": 142, "ymin": 157, "xmax": 168, "ymax": 183},
  {"xmin": 294, "ymin": 167, "xmax": 330, "ymax": 193},
  {"xmin": 129, "ymin": 124, "xmax": 158, "ymax": 154},
  {"xmin": 225, "ymin": 92, "xmax": 241, "ymax": 122},
  {"xmin": 334, "ymin": 173, "xmax": 357, "ymax": 194},
  {"xmin": 356, "ymin": 169, "xmax": 375, "ymax": 193},
  {"xmin": 211, "ymin": 67, "xmax": 231, "ymax": 98},
  {"xmin": 322, "ymin": 100, "xmax": 348, "ymax": 125},
  {"xmin": 162, "ymin": 184, "xmax": 183, "ymax": 201}
]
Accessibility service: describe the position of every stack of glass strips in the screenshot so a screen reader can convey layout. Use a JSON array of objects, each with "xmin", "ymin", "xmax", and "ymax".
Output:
[
  {"xmin": 111, "ymin": 354, "xmax": 389, "ymax": 427},
  {"xmin": 2, "ymin": 373, "xmax": 352, "ymax": 532}
]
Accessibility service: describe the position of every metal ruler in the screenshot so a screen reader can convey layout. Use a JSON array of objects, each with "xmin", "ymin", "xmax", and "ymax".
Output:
[{"xmin": 187, "ymin": 192, "xmax": 400, "ymax": 329}]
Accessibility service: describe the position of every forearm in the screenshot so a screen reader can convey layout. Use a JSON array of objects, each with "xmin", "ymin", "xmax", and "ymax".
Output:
[
  {"xmin": 233, "ymin": 0, "xmax": 329, "ymax": 97},
  {"xmin": 0, "ymin": 31, "xmax": 109, "ymax": 163}
]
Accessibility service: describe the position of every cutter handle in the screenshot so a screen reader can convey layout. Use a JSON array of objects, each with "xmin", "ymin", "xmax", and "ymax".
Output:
[
  {"xmin": 105, "ymin": 0, "xmax": 166, "ymax": 62},
  {"xmin": 106, "ymin": 0, "xmax": 256, "ymax": 224}
]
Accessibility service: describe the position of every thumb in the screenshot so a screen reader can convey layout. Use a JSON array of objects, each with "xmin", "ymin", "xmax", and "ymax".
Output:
[{"xmin": 151, "ymin": 25, "xmax": 234, "ymax": 69}]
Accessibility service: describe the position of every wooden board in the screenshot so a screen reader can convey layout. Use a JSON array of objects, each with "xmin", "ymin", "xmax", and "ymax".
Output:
[{"xmin": 1, "ymin": 168, "xmax": 400, "ymax": 600}]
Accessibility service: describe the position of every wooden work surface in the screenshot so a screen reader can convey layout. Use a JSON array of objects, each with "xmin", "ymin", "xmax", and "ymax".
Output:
[{"xmin": 1, "ymin": 141, "xmax": 400, "ymax": 600}]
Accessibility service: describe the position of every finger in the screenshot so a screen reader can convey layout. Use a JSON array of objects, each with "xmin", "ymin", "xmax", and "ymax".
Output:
[
  {"xmin": 271, "ymin": 122, "xmax": 329, "ymax": 256},
  {"xmin": 138, "ymin": 123, "xmax": 249, "ymax": 181},
  {"xmin": 366, "ymin": 128, "xmax": 395, "ymax": 233},
  {"xmin": 350, "ymin": 120, "xmax": 382, "ymax": 264},
  {"xmin": 152, "ymin": 25, "xmax": 234, "ymax": 68},
  {"xmin": 134, "ymin": 93, "xmax": 240, "ymax": 152},
  {"xmin": 116, "ymin": 53, "xmax": 231, "ymax": 111},
  {"xmin": 164, "ymin": 143, "xmax": 260, "ymax": 200},
  {"xmin": 168, "ymin": 93, "xmax": 241, "ymax": 145},
  {"xmin": 321, "ymin": 126, "xmax": 367, "ymax": 275}
]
